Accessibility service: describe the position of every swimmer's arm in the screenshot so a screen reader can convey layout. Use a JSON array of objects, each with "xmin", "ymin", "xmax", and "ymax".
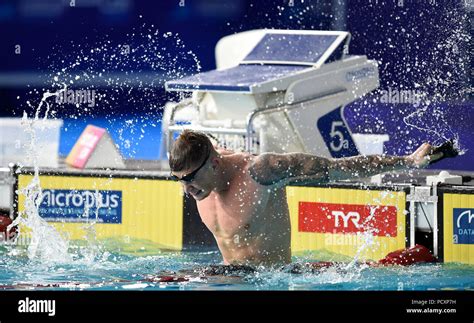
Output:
[
  {"xmin": 249, "ymin": 143, "xmax": 440, "ymax": 186},
  {"xmin": 249, "ymin": 153, "xmax": 415, "ymax": 187}
]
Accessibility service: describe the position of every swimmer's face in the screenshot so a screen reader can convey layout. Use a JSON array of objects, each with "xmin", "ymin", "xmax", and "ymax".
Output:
[{"xmin": 172, "ymin": 156, "xmax": 218, "ymax": 201}]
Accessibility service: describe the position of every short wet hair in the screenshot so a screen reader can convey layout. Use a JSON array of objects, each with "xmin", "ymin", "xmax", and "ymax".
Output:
[{"xmin": 169, "ymin": 130, "xmax": 213, "ymax": 172}]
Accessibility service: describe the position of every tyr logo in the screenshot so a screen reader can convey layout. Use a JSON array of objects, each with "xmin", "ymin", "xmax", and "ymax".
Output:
[{"xmin": 332, "ymin": 211, "xmax": 361, "ymax": 228}]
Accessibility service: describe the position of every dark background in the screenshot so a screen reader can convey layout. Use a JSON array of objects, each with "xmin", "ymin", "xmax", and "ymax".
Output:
[{"xmin": 0, "ymin": 0, "xmax": 472, "ymax": 169}]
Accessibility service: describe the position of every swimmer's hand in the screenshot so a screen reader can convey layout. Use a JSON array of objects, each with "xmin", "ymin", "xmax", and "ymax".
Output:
[{"xmin": 406, "ymin": 141, "xmax": 458, "ymax": 168}]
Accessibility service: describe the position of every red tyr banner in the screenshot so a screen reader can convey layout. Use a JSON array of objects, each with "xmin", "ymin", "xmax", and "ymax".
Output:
[{"xmin": 298, "ymin": 202, "xmax": 398, "ymax": 237}]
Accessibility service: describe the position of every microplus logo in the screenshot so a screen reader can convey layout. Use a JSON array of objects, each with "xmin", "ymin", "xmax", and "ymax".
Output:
[
  {"xmin": 41, "ymin": 189, "xmax": 120, "ymax": 208},
  {"xmin": 38, "ymin": 189, "xmax": 122, "ymax": 223},
  {"xmin": 453, "ymin": 208, "xmax": 474, "ymax": 244},
  {"xmin": 18, "ymin": 297, "xmax": 55, "ymax": 316}
]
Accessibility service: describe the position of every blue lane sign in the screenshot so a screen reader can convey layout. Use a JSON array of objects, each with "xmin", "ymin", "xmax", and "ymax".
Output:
[
  {"xmin": 453, "ymin": 208, "xmax": 474, "ymax": 244},
  {"xmin": 38, "ymin": 189, "xmax": 122, "ymax": 224},
  {"xmin": 317, "ymin": 107, "xmax": 359, "ymax": 158}
]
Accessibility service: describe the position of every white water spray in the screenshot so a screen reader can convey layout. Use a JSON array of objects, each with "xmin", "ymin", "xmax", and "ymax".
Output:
[{"xmin": 9, "ymin": 86, "xmax": 73, "ymax": 263}]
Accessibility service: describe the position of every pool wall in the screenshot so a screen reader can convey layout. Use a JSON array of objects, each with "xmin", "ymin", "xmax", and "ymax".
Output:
[
  {"xmin": 287, "ymin": 185, "xmax": 409, "ymax": 261},
  {"xmin": 438, "ymin": 187, "xmax": 474, "ymax": 264},
  {"xmin": 15, "ymin": 171, "xmax": 186, "ymax": 250},
  {"xmin": 11, "ymin": 168, "xmax": 474, "ymax": 264}
]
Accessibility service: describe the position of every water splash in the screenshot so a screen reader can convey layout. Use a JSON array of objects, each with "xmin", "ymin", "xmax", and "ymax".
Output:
[
  {"xmin": 402, "ymin": 105, "xmax": 466, "ymax": 155},
  {"xmin": 13, "ymin": 24, "xmax": 202, "ymax": 160},
  {"xmin": 9, "ymin": 24, "xmax": 202, "ymax": 264},
  {"xmin": 10, "ymin": 86, "xmax": 72, "ymax": 264}
]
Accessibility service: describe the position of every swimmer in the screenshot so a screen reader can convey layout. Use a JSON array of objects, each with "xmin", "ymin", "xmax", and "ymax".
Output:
[{"xmin": 169, "ymin": 130, "xmax": 457, "ymax": 267}]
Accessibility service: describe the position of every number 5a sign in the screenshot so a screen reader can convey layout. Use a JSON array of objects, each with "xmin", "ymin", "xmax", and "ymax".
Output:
[{"xmin": 317, "ymin": 107, "xmax": 359, "ymax": 158}]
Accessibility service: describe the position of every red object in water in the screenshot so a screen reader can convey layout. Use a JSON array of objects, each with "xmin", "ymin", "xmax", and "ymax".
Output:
[
  {"xmin": 0, "ymin": 215, "xmax": 17, "ymax": 241},
  {"xmin": 307, "ymin": 245, "xmax": 436, "ymax": 270},
  {"xmin": 377, "ymin": 244, "xmax": 436, "ymax": 266}
]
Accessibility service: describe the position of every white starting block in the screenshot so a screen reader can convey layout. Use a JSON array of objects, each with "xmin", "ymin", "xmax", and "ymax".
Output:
[{"xmin": 162, "ymin": 29, "xmax": 380, "ymax": 160}]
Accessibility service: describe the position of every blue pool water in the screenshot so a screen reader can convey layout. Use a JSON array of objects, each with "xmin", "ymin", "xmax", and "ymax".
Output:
[{"xmin": 1, "ymin": 242, "xmax": 473, "ymax": 291}]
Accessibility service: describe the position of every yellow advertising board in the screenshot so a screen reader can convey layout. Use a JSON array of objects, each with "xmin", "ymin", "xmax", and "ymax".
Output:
[
  {"xmin": 17, "ymin": 173, "xmax": 184, "ymax": 250},
  {"xmin": 287, "ymin": 185, "xmax": 408, "ymax": 261},
  {"xmin": 441, "ymin": 191, "xmax": 474, "ymax": 265}
]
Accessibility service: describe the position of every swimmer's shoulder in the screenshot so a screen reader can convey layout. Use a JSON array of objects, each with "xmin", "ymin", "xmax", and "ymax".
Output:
[
  {"xmin": 243, "ymin": 154, "xmax": 277, "ymax": 188},
  {"xmin": 241, "ymin": 152, "xmax": 258, "ymax": 165},
  {"xmin": 217, "ymin": 147, "xmax": 235, "ymax": 156}
]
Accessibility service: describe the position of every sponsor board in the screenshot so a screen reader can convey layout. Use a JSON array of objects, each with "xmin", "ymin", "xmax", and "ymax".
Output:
[
  {"xmin": 38, "ymin": 189, "xmax": 122, "ymax": 223},
  {"xmin": 287, "ymin": 186, "xmax": 407, "ymax": 261},
  {"xmin": 452, "ymin": 208, "xmax": 474, "ymax": 245},
  {"xmin": 299, "ymin": 202, "xmax": 397, "ymax": 237},
  {"xmin": 441, "ymin": 192, "xmax": 474, "ymax": 264},
  {"xmin": 17, "ymin": 174, "xmax": 184, "ymax": 249}
]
